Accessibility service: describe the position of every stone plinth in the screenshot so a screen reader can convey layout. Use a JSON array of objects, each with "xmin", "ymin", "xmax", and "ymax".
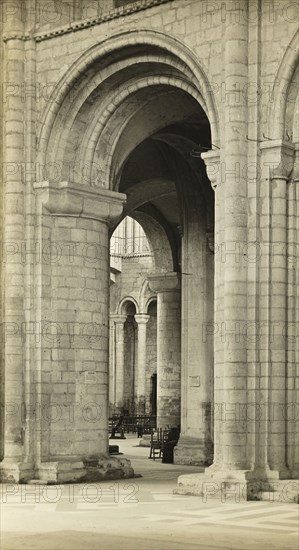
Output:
[
  {"xmin": 174, "ymin": 436, "xmax": 213, "ymax": 467},
  {"xmin": 0, "ymin": 461, "xmax": 35, "ymax": 484},
  {"xmin": 36, "ymin": 455, "xmax": 134, "ymax": 484},
  {"xmin": 175, "ymin": 471, "xmax": 299, "ymax": 503},
  {"xmin": 138, "ymin": 435, "xmax": 151, "ymax": 447}
]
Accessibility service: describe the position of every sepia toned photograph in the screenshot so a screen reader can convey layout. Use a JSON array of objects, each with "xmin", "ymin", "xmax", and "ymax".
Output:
[{"xmin": 0, "ymin": 0, "xmax": 298, "ymax": 549}]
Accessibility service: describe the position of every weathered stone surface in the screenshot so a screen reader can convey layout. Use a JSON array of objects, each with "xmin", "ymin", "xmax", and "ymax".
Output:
[
  {"xmin": 175, "ymin": 474, "xmax": 299, "ymax": 504},
  {"xmin": 36, "ymin": 456, "xmax": 134, "ymax": 484},
  {"xmin": 0, "ymin": 0, "xmax": 298, "ymax": 494}
]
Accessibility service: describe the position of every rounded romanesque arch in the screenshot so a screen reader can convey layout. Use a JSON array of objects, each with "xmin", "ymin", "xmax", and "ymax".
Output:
[
  {"xmin": 268, "ymin": 29, "xmax": 299, "ymax": 139},
  {"xmin": 285, "ymin": 62, "xmax": 299, "ymax": 143},
  {"xmin": 130, "ymin": 210, "xmax": 176, "ymax": 273},
  {"xmin": 117, "ymin": 296, "xmax": 140, "ymax": 315},
  {"xmin": 31, "ymin": 24, "xmax": 217, "ymax": 479},
  {"xmin": 38, "ymin": 29, "xmax": 219, "ymax": 163},
  {"xmin": 36, "ymin": 29, "xmax": 220, "ymax": 193},
  {"xmin": 145, "ymin": 296, "xmax": 158, "ymax": 314}
]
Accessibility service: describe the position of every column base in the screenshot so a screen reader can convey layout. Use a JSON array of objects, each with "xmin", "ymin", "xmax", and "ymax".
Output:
[
  {"xmin": 139, "ymin": 435, "xmax": 151, "ymax": 447},
  {"xmin": 173, "ymin": 436, "xmax": 213, "ymax": 466},
  {"xmin": 175, "ymin": 467, "xmax": 299, "ymax": 502},
  {"xmin": 0, "ymin": 456, "xmax": 134, "ymax": 484},
  {"xmin": 36, "ymin": 455, "xmax": 134, "ymax": 484},
  {"xmin": 0, "ymin": 460, "xmax": 35, "ymax": 483}
]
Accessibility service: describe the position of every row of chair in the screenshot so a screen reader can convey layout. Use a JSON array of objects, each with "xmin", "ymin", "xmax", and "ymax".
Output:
[{"xmin": 109, "ymin": 415, "xmax": 157, "ymax": 438}]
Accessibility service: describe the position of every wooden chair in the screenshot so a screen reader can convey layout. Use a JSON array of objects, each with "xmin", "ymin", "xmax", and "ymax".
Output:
[
  {"xmin": 149, "ymin": 428, "xmax": 169, "ymax": 460},
  {"xmin": 110, "ymin": 415, "xmax": 125, "ymax": 439}
]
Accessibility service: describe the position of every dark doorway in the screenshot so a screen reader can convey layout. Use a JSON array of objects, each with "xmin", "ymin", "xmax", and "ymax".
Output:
[{"xmin": 150, "ymin": 373, "xmax": 157, "ymax": 416}]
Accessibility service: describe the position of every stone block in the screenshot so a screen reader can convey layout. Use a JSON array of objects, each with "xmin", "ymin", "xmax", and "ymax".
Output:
[{"xmin": 36, "ymin": 455, "xmax": 134, "ymax": 484}]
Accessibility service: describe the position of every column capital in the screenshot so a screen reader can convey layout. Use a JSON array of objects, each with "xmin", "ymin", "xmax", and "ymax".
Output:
[
  {"xmin": 148, "ymin": 272, "xmax": 181, "ymax": 293},
  {"xmin": 33, "ymin": 181, "xmax": 126, "ymax": 224},
  {"xmin": 201, "ymin": 150, "xmax": 221, "ymax": 191},
  {"xmin": 260, "ymin": 140, "xmax": 295, "ymax": 180},
  {"xmin": 134, "ymin": 314, "xmax": 150, "ymax": 325},
  {"xmin": 110, "ymin": 314, "xmax": 127, "ymax": 325},
  {"xmin": 292, "ymin": 145, "xmax": 299, "ymax": 182}
]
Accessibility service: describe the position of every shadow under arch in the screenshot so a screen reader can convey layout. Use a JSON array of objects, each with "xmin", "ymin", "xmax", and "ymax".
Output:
[
  {"xmin": 129, "ymin": 210, "xmax": 177, "ymax": 273},
  {"xmin": 116, "ymin": 296, "xmax": 139, "ymax": 315},
  {"xmin": 145, "ymin": 296, "xmax": 158, "ymax": 314}
]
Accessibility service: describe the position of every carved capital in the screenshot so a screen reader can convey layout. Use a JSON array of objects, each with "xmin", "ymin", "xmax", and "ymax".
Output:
[
  {"xmin": 201, "ymin": 150, "xmax": 221, "ymax": 191},
  {"xmin": 110, "ymin": 314, "xmax": 127, "ymax": 325},
  {"xmin": 134, "ymin": 314, "xmax": 150, "ymax": 325},
  {"xmin": 33, "ymin": 181, "xmax": 126, "ymax": 223},
  {"xmin": 260, "ymin": 140, "xmax": 295, "ymax": 181},
  {"xmin": 148, "ymin": 272, "xmax": 181, "ymax": 293}
]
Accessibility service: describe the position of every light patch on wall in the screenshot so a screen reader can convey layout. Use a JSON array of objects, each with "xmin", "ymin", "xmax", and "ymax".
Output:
[{"xmin": 189, "ymin": 376, "xmax": 200, "ymax": 387}]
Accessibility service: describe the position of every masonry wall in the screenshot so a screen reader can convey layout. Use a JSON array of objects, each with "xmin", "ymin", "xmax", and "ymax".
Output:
[
  {"xmin": 1, "ymin": 0, "xmax": 298, "ymax": 483},
  {"xmin": 32, "ymin": 0, "xmax": 298, "ymax": 137},
  {"xmin": 110, "ymin": 255, "xmax": 154, "ymax": 314}
]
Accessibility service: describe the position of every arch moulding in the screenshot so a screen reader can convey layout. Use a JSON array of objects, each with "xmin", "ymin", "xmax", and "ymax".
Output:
[
  {"xmin": 37, "ymin": 29, "xmax": 220, "ymax": 170},
  {"xmin": 116, "ymin": 296, "xmax": 140, "ymax": 315},
  {"xmin": 268, "ymin": 29, "xmax": 299, "ymax": 139}
]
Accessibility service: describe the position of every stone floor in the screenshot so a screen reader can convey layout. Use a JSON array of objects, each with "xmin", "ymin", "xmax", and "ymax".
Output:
[{"xmin": 1, "ymin": 436, "xmax": 298, "ymax": 550}]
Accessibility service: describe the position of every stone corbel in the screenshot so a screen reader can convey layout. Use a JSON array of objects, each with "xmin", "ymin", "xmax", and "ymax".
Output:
[
  {"xmin": 201, "ymin": 150, "xmax": 221, "ymax": 191},
  {"xmin": 148, "ymin": 272, "xmax": 181, "ymax": 293},
  {"xmin": 260, "ymin": 140, "xmax": 295, "ymax": 182},
  {"xmin": 33, "ymin": 181, "xmax": 126, "ymax": 223}
]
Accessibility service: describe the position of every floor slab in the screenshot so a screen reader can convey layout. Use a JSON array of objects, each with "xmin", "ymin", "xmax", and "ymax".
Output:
[{"xmin": 1, "ymin": 436, "xmax": 298, "ymax": 550}]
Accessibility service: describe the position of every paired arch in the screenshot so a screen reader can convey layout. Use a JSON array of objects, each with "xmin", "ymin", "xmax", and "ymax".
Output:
[
  {"xmin": 117, "ymin": 296, "xmax": 139, "ymax": 315},
  {"xmin": 115, "ymin": 290, "xmax": 157, "ymax": 316}
]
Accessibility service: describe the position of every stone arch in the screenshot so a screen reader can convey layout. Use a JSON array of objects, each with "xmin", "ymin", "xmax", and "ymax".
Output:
[
  {"xmin": 268, "ymin": 29, "xmax": 299, "ymax": 139},
  {"xmin": 117, "ymin": 296, "xmax": 139, "ymax": 315},
  {"xmin": 84, "ymin": 76, "xmax": 208, "ymax": 191},
  {"xmin": 145, "ymin": 296, "xmax": 158, "ymax": 314},
  {"xmin": 37, "ymin": 29, "xmax": 219, "ymax": 185},
  {"xmin": 286, "ymin": 63, "xmax": 299, "ymax": 142},
  {"xmin": 139, "ymin": 278, "xmax": 156, "ymax": 313},
  {"xmin": 129, "ymin": 210, "xmax": 176, "ymax": 273},
  {"xmin": 33, "ymin": 26, "xmax": 216, "ymax": 477}
]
